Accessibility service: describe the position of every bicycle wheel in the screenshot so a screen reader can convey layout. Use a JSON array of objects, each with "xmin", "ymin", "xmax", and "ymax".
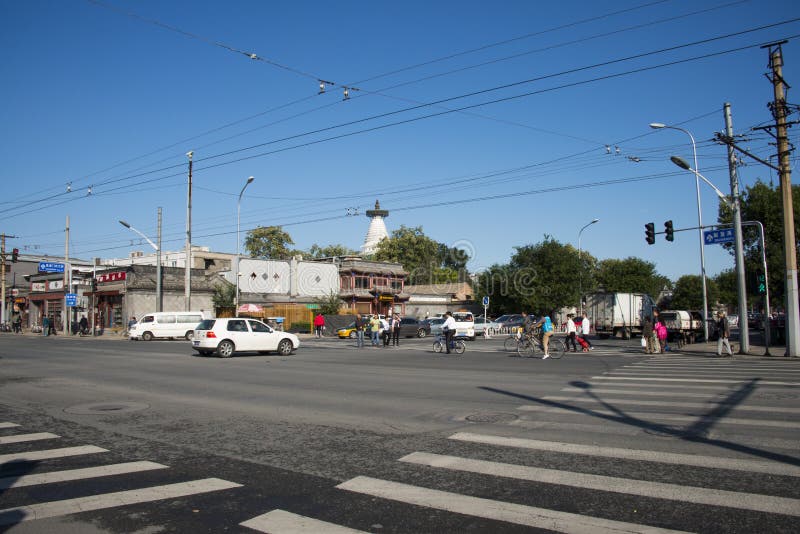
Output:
[
  {"xmin": 504, "ymin": 336, "xmax": 520, "ymax": 352},
  {"xmin": 548, "ymin": 338, "xmax": 565, "ymax": 359},
  {"xmin": 433, "ymin": 340, "xmax": 443, "ymax": 353},
  {"xmin": 517, "ymin": 339, "xmax": 536, "ymax": 358},
  {"xmin": 454, "ymin": 340, "xmax": 466, "ymax": 355}
]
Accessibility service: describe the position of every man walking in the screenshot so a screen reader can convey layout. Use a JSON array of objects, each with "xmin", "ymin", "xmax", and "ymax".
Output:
[
  {"xmin": 716, "ymin": 311, "xmax": 733, "ymax": 357},
  {"xmin": 354, "ymin": 314, "xmax": 365, "ymax": 348},
  {"xmin": 580, "ymin": 312, "xmax": 594, "ymax": 350},
  {"xmin": 565, "ymin": 314, "xmax": 577, "ymax": 352}
]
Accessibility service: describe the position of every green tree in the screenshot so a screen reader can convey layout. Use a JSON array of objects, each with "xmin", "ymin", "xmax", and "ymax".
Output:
[
  {"xmin": 714, "ymin": 269, "xmax": 738, "ymax": 309},
  {"xmin": 315, "ymin": 290, "xmax": 344, "ymax": 315},
  {"xmin": 717, "ymin": 179, "xmax": 800, "ymax": 302},
  {"xmin": 595, "ymin": 257, "xmax": 669, "ymax": 300},
  {"xmin": 307, "ymin": 243, "xmax": 357, "ymax": 259},
  {"xmin": 212, "ymin": 280, "xmax": 236, "ymax": 308},
  {"xmin": 508, "ymin": 236, "xmax": 583, "ymax": 315},
  {"xmin": 244, "ymin": 226, "xmax": 295, "ymax": 259},
  {"xmin": 373, "ymin": 225, "xmax": 469, "ymax": 284},
  {"xmin": 671, "ymin": 274, "xmax": 718, "ymax": 311}
]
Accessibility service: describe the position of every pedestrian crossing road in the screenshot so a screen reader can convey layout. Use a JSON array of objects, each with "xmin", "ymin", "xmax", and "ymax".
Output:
[{"xmin": 1, "ymin": 355, "xmax": 798, "ymax": 532}]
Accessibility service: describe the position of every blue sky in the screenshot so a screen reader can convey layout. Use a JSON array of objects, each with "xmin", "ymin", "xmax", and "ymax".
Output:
[{"xmin": 2, "ymin": 0, "xmax": 799, "ymax": 282}]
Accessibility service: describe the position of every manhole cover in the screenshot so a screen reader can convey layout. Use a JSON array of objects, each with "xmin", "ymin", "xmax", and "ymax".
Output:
[
  {"xmin": 64, "ymin": 402, "xmax": 150, "ymax": 415},
  {"xmin": 465, "ymin": 412, "xmax": 518, "ymax": 424}
]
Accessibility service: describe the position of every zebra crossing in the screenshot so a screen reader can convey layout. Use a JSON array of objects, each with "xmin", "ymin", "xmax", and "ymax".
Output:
[
  {"xmin": 0, "ymin": 423, "xmax": 242, "ymax": 528},
  {"xmin": 239, "ymin": 355, "xmax": 799, "ymax": 533}
]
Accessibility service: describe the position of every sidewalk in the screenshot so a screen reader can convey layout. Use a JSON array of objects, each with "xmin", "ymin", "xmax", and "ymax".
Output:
[{"xmin": 666, "ymin": 339, "xmax": 789, "ymax": 358}]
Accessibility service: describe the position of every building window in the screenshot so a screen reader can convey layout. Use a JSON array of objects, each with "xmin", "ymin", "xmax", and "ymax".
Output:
[{"xmin": 354, "ymin": 276, "xmax": 370, "ymax": 289}]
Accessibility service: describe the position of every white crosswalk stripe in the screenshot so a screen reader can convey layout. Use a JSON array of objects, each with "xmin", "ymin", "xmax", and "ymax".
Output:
[
  {"xmin": 241, "ymin": 509, "xmax": 369, "ymax": 533},
  {"xmin": 0, "ymin": 422, "xmax": 243, "ymax": 528}
]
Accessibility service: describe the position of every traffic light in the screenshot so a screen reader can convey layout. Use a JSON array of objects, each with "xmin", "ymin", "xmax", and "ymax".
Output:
[
  {"xmin": 645, "ymin": 222, "xmax": 655, "ymax": 245},
  {"xmin": 11, "ymin": 248, "xmax": 18, "ymax": 262},
  {"xmin": 757, "ymin": 271, "xmax": 767, "ymax": 294},
  {"xmin": 664, "ymin": 220, "xmax": 674, "ymax": 242}
]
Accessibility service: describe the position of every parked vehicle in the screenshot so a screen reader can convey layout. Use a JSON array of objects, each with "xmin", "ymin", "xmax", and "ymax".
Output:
[
  {"xmin": 130, "ymin": 311, "xmax": 211, "ymax": 341},
  {"xmin": 336, "ymin": 322, "xmax": 359, "ymax": 339},
  {"xmin": 659, "ymin": 310, "xmax": 701, "ymax": 344},
  {"xmin": 473, "ymin": 316, "xmax": 501, "ymax": 336},
  {"xmin": 494, "ymin": 314, "xmax": 524, "ymax": 331},
  {"xmin": 423, "ymin": 317, "xmax": 445, "ymax": 336},
  {"xmin": 727, "ymin": 314, "xmax": 739, "ymax": 328},
  {"xmin": 585, "ymin": 292, "xmax": 656, "ymax": 339},
  {"xmin": 398, "ymin": 317, "xmax": 431, "ymax": 338},
  {"xmin": 192, "ymin": 318, "xmax": 299, "ymax": 357},
  {"xmin": 452, "ymin": 311, "xmax": 476, "ymax": 340}
]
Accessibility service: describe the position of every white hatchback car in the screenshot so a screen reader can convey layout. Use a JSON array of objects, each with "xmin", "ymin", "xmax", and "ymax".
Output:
[{"xmin": 192, "ymin": 318, "xmax": 300, "ymax": 358}]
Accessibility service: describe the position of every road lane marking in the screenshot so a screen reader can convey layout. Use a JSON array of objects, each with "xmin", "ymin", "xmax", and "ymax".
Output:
[
  {"xmin": 400, "ymin": 452, "xmax": 800, "ymax": 517},
  {"xmin": 0, "ymin": 461, "xmax": 168, "ymax": 490},
  {"xmin": 516, "ymin": 405, "xmax": 800, "ymax": 428},
  {"xmin": 608, "ymin": 370, "xmax": 800, "ymax": 377},
  {"xmin": 0, "ymin": 478, "xmax": 243, "ymax": 525},
  {"xmin": 591, "ymin": 376, "xmax": 800, "ymax": 386},
  {"xmin": 542, "ymin": 396, "xmax": 800, "ymax": 414},
  {"xmin": 0, "ymin": 446, "xmax": 108, "ymax": 464},
  {"xmin": 0, "ymin": 423, "xmax": 20, "ymax": 429},
  {"xmin": 241, "ymin": 509, "xmax": 369, "ymax": 533},
  {"xmin": 337, "ymin": 476, "xmax": 689, "ymax": 534},
  {"xmin": 0, "ymin": 433, "xmax": 59, "ymax": 445},
  {"xmin": 559, "ymin": 388, "xmax": 732, "ymax": 398},
  {"xmin": 448, "ymin": 432, "xmax": 800, "ymax": 476}
]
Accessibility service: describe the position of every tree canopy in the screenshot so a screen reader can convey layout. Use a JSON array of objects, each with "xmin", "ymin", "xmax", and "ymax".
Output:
[
  {"xmin": 244, "ymin": 226, "xmax": 295, "ymax": 260},
  {"xmin": 373, "ymin": 225, "xmax": 469, "ymax": 284},
  {"xmin": 307, "ymin": 243, "xmax": 358, "ymax": 259},
  {"xmin": 670, "ymin": 274, "xmax": 718, "ymax": 311},
  {"xmin": 595, "ymin": 257, "xmax": 670, "ymax": 300}
]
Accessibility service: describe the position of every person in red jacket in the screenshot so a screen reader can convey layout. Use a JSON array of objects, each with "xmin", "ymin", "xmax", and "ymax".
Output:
[{"xmin": 313, "ymin": 313, "xmax": 325, "ymax": 337}]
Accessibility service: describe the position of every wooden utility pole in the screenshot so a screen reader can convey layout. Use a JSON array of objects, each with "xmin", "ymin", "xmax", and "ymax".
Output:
[{"xmin": 766, "ymin": 42, "xmax": 799, "ymax": 356}]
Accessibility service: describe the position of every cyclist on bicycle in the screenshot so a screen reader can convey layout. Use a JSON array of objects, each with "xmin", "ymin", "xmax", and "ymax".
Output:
[
  {"xmin": 533, "ymin": 313, "xmax": 554, "ymax": 359},
  {"xmin": 442, "ymin": 311, "xmax": 456, "ymax": 354}
]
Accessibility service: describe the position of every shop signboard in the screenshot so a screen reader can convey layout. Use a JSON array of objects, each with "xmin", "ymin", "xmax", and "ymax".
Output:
[
  {"xmin": 31, "ymin": 282, "xmax": 46, "ymax": 292},
  {"xmin": 97, "ymin": 272, "xmax": 127, "ymax": 283}
]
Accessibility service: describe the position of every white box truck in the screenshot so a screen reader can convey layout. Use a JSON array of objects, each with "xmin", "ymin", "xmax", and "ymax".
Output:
[{"xmin": 585, "ymin": 292, "xmax": 656, "ymax": 339}]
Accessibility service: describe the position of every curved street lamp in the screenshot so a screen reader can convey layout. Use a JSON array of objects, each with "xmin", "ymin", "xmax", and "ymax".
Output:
[
  {"xmin": 578, "ymin": 218, "xmax": 599, "ymax": 315},
  {"xmin": 235, "ymin": 176, "xmax": 255, "ymax": 317},
  {"xmin": 119, "ymin": 212, "xmax": 162, "ymax": 312},
  {"xmin": 650, "ymin": 122, "xmax": 709, "ymax": 341}
]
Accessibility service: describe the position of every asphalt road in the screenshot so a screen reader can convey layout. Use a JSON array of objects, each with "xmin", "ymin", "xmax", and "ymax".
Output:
[{"xmin": 0, "ymin": 333, "xmax": 798, "ymax": 533}]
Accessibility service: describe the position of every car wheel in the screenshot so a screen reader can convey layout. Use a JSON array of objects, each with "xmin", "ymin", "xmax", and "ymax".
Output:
[
  {"xmin": 277, "ymin": 339, "xmax": 293, "ymax": 355},
  {"xmin": 417, "ymin": 329, "xmax": 427, "ymax": 338},
  {"xmin": 217, "ymin": 340, "xmax": 235, "ymax": 358},
  {"xmin": 185, "ymin": 331, "xmax": 194, "ymax": 341},
  {"xmin": 349, "ymin": 331, "xmax": 357, "ymax": 339},
  {"xmin": 142, "ymin": 331, "xmax": 153, "ymax": 341}
]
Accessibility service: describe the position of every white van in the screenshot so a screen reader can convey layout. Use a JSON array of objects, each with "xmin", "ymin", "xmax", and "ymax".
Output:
[
  {"xmin": 130, "ymin": 311, "xmax": 211, "ymax": 341},
  {"xmin": 452, "ymin": 311, "xmax": 475, "ymax": 340}
]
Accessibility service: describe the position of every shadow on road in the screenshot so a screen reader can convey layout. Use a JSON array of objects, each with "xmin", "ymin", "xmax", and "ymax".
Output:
[{"xmin": 479, "ymin": 382, "xmax": 800, "ymax": 467}]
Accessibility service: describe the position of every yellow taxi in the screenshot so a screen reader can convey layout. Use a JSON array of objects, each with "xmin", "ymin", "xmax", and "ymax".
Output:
[{"xmin": 336, "ymin": 322, "xmax": 358, "ymax": 339}]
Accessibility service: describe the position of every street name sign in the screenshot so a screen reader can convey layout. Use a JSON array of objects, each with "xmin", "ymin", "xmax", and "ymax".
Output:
[
  {"xmin": 703, "ymin": 229, "xmax": 734, "ymax": 245},
  {"xmin": 65, "ymin": 293, "xmax": 78, "ymax": 306},
  {"xmin": 38, "ymin": 261, "xmax": 65, "ymax": 273}
]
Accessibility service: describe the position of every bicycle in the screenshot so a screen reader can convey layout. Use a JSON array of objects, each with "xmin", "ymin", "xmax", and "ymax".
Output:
[
  {"xmin": 516, "ymin": 330, "xmax": 564, "ymax": 359},
  {"xmin": 503, "ymin": 328, "xmax": 524, "ymax": 352},
  {"xmin": 433, "ymin": 333, "xmax": 466, "ymax": 355}
]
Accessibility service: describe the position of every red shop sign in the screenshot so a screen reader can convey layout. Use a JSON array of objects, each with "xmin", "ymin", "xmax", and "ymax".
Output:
[{"xmin": 96, "ymin": 271, "xmax": 127, "ymax": 283}]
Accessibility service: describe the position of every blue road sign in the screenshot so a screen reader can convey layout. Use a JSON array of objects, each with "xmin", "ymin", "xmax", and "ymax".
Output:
[
  {"xmin": 65, "ymin": 293, "xmax": 78, "ymax": 306},
  {"xmin": 38, "ymin": 261, "xmax": 65, "ymax": 273},
  {"xmin": 482, "ymin": 296, "xmax": 490, "ymax": 306},
  {"xmin": 704, "ymin": 229, "xmax": 734, "ymax": 245}
]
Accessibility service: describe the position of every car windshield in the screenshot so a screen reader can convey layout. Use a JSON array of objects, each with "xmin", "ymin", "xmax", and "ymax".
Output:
[{"xmin": 196, "ymin": 319, "xmax": 215, "ymax": 330}]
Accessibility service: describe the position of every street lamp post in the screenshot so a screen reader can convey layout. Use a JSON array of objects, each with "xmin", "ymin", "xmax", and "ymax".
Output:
[
  {"xmin": 578, "ymin": 218, "xmax": 599, "ymax": 315},
  {"xmin": 650, "ymin": 122, "xmax": 709, "ymax": 342},
  {"xmin": 235, "ymin": 176, "xmax": 255, "ymax": 317},
  {"xmin": 119, "ymin": 212, "xmax": 162, "ymax": 312}
]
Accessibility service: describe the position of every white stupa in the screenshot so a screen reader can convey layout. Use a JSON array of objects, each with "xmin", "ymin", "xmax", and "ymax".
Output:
[{"xmin": 361, "ymin": 200, "xmax": 389, "ymax": 255}]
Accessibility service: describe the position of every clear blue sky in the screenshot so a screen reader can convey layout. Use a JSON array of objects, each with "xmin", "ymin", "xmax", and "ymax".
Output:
[{"xmin": 2, "ymin": 0, "xmax": 799, "ymax": 283}]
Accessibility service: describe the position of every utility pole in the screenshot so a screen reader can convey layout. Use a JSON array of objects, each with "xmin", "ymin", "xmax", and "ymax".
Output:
[
  {"xmin": 185, "ymin": 151, "xmax": 193, "ymax": 311},
  {"xmin": 0, "ymin": 234, "xmax": 14, "ymax": 326},
  {"xmin": 766, "ymin": 42, "xmax": 800, "ymax": 357},
  {"xmin": 64, "ymin": 215, "xmax": 70, "ymax": 335},
  {"xmin": 157, "ymin": 207, "xmax": 163, "ymax": 312},
  {"xmin": 724, "ymin": 103, "xmax": 749, "ymax": 354}
]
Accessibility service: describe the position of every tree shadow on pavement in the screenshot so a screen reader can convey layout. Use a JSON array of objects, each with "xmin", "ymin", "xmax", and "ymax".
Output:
[{"xmin": 479, "ymin": 380, "xmax": 800, "ymax": 467}]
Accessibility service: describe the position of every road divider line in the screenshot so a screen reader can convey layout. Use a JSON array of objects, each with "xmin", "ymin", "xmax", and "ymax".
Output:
[
  {"xmin": 337, "ymin": 476, "xmax": 689, "ymax": 534},
  {"xmin": 542, "ymin": 396, "xmax": 800, "ymax": 414},
  {"xmin": 0, "ymin": 461, "xmax": 168, "ymax": 490},
  {"xmin": 241, "ymin": 509, "xmax": 369, "ymax": 533},
  {"xmin": 400, "ymin": 452, "xmax": 800, "ymax": 517},
  {"xmin": 0, "ymin": 446, "xmax": 108, "ymax": 464},
  {"xmin": 0, "ymin": 477, "xmax": 243, "ymax": 525},
  {"xmin": 0, "ymin": 433, "xmax": 60, "ymax": 445},
  {"xmin": 516, "ymin": 405, "xmax": 800, "ymax": 428},
  {"xmin": 591, "ymin": 376, "xmax": 800, "ymax": 386},
  {"xmin": 448, "ymin": 432, "xmax": 800, "ymax": 476}
]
